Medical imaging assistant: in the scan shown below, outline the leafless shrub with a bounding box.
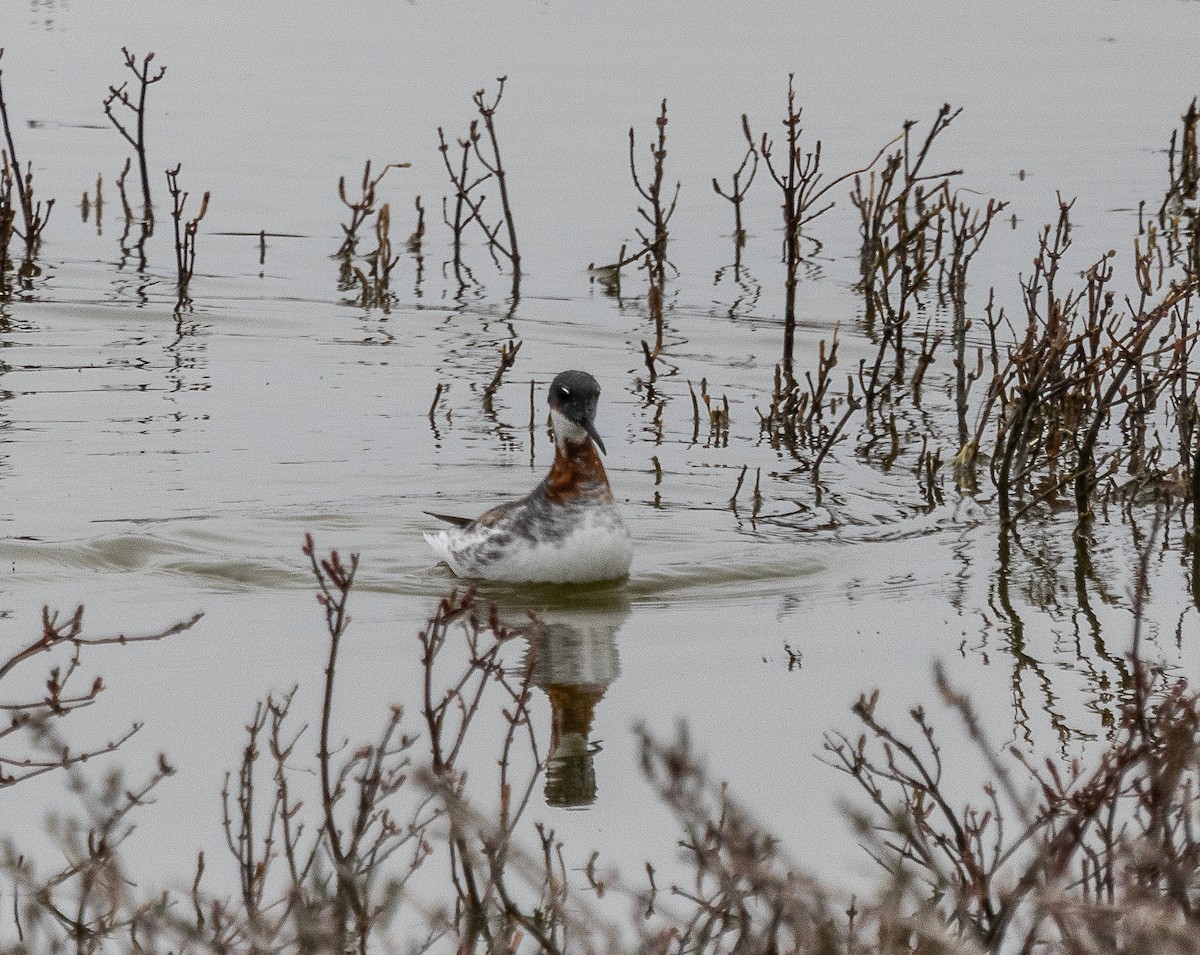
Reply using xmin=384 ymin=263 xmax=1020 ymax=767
xmin=103 ymin=48 xmax=166 ymax=221
xmin=437 ymin=78 xmax=521 ymax=302
xmin=636 ymin=726 xmax=845 ymax=955
xmin=0 ymin=604 xmax=198 ymax=951
xmin=1 ymin=605 xmax=201 ymax=791
xmin=958 ymin=193 xmax=1200 ymax=524
xmin=944 ymin=190 xmax=1007 ymax=450
xmin=472 ymin=77 xmax=521 ymax=299
xmin=825 ymin=640 xmax=1200 ymax=953
xmin=744 ymin=97 xmax=1198 ymax=522
xmin=628 ymin=98 xmax=679 ymax=288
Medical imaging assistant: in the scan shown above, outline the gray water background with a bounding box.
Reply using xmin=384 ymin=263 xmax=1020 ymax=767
xmin=2 ymin=0 xmax=1199 ymax=899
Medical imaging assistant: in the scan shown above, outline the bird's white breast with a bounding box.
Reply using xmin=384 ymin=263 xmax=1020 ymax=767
xmin=425 ymin=504 xmax=632 ymax=584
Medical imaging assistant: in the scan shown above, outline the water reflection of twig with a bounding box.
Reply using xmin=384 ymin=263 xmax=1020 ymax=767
xmin=713 ymin=258 xmax=762 ymax=320
xmin=527 ymin=378 xmax=537 ymax=470
xmin=1071 ymin=530 xmax=1129 ymax=733
xmin=408 ymin=197 xmax=426 ymax=299
xmin=112 ymin=217 xmax=154 ymax=306
xmin=991 ymin=524 xmax=1070 ymax=748
xmin=427 ymin=381 xmax=450 ymax=445
xmin=162 ymin=307 xmax=207 ymax=411
xmin=445 ymin=259 xmax=485 ymax=304
xmin=639 ymin=386 xmax=665 ymax=447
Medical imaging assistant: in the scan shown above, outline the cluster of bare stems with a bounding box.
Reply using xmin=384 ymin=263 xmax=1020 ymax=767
xmin=748 ymin=76 xmax=902 ymax=381
xmin=3 ymin=46 xmax=167 ymax=297
xmin=751 ymin=99 xmax=1200 ymax=525
xmin=438 ymin=77 xmax=521 ymax=303
xmin=728 ymin=463 xmax=764 ymax=519
xmin=953 ymin=194 xmax=1197 ymax=525
xmin=757 ymin=327 xmax=856 ymax=482
xmin=0 ymin=48 xmax=55 ymax=294
xmin=765 ymin=104 xmax=968 ymax=489
xmin=79 ymin=172 xmax=105 ymax=237
xmin=687 ymin=377 xmax=731 ymax=449
xmin=334 ymin=160 xmax=416 ymax=311
xmin=754 ymin=82 xmax=946 ymax=492
xmin=0 ymin=605 xmax=201 ymax=791
xmin=818 ymin=508 xmax=1200 ymax=955
xmin=0 ymin=538 xmax=600 ymax=954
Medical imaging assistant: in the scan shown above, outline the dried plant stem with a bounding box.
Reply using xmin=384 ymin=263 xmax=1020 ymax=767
xmin=165 ymin=164 xmax=209 ymax=305
xmin=103 ymin=48 xmax=165 ymax=220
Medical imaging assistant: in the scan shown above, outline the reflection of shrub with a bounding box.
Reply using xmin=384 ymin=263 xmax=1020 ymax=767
xmin=5 ymin=539 xmax=1200 ymax=954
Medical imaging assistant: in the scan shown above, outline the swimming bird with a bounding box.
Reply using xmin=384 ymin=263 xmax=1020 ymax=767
xmin=424 ymin=370 xmax=632 ymax=583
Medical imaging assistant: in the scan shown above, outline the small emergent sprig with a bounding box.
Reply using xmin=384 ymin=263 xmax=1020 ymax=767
xmin=165 ymin=164 xmax=210 ymax=305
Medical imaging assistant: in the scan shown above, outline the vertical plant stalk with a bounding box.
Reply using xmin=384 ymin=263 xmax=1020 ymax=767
xmin=473 ymin=77 xmax=521 ymax=301
xmin=946 ymin=191 xmax=1007 ymax=451
xmin=713 ymin=119 xmax=759 ymax=249
xmin=0 ymin=157 xmax=12 ymax=291
xmin=437 ymin=123 xmax=486 ymax=289
xmin=849 ymin=105 xmax=961 ymax=415
xmin=165 ymin=164 xmax=209 ymax=305
xmin=628 ymin=100 xmax=679 ymax=383
xmin=302 ymin=535 xmax=366 ymax=954
xmin=482 ymin=338 xmax=522 ymax=412
xmin=103 ymin=48 xmax=166 ymax=221
xmin=628 ymin=98 xmax=679 ymax=288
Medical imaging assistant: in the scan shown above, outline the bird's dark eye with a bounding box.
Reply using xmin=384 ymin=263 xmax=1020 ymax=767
xmin=558 ymin=387 xmax=571 ymax=398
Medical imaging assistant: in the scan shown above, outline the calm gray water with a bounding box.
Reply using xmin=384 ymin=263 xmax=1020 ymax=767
xmin=2 ymin=0 xmax=1199 ymax=900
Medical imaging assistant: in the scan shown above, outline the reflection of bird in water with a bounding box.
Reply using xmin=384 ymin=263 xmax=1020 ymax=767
xmin=425 ymin=370 xmax=632 ymax=583
xmin=517 ymin=601 xmax=627 ymax=808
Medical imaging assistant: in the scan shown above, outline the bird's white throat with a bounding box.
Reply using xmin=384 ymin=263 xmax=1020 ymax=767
xmin=550 ymin=408 xmax=590 ymax=447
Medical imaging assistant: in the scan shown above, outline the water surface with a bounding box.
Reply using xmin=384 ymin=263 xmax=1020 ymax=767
xmin=1 ymin=0 xmax=1199 ymax=898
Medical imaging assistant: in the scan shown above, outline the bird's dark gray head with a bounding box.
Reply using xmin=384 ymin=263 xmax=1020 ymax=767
xmin=548 ymin=370 xmax=606 ymax=454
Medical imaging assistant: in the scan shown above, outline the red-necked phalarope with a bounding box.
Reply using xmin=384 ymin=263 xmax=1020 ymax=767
xmin=425 ymin=370 xmax=632 ymax=583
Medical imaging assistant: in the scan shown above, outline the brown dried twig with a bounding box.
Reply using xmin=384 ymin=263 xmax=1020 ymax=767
xmin=103 ymin=48 xmax=166 ymax=220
